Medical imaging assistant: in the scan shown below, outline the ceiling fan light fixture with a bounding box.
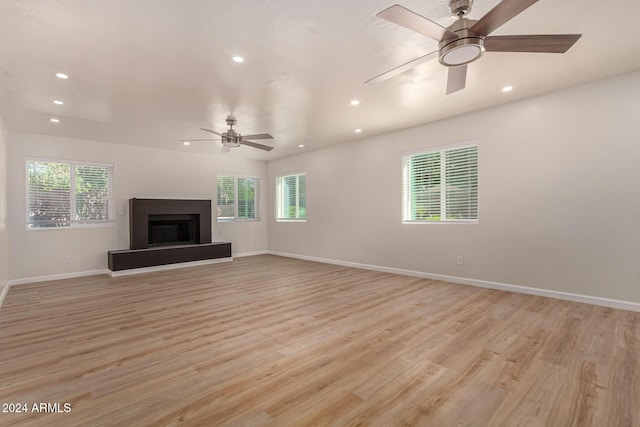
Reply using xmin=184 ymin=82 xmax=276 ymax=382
xmin=439 ymin=38 xmax=485 ymax=66
xmin=370 ymin=0 xmax=582 ymax=93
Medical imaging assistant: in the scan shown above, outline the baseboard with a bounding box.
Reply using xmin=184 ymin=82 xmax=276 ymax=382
xmin=233 ymin=250 xmax=269 ymax=258
xmin=1 ymin=270 xmax=109 ymax=308
xmin=0 ymin=281 xmax=10 ymax=308
xmin=7 ymin=269 xmax=109 ymax=287
xmin=0 ymin=258 xmax=235 ymax=306
xmin=5 ymin=252 xmax=638 ymax=313
xmin=268 ymin=250 xmax=640 ymax=312
xmin=108 ymin=257 xmax=233 ymax=277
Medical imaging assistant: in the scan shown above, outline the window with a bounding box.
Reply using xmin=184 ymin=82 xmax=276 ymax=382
xmin=216 ymin=175 xmax=259 ymax=221
xmin=26 ymin=159 xmax=114 ymax=229
xmin=402 ymin=143 xmax=478 ymax=222
xmin=276 ymin=173 xmax=306 ymax=221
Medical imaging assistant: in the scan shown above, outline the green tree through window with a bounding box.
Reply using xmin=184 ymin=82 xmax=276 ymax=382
xmin=27 ymin=160 xmax=113 ymax=228
xmin=217 ymin=176 xmax=258 ymax=220
xmin=276 ymin=173 xmax=306 ymax=221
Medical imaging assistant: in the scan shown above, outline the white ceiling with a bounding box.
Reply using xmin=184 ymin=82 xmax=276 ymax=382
xmin=1 ymin=0 xmax=639 ymax=161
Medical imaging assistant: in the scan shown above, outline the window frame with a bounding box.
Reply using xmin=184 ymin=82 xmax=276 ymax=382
xmin=25 ymin=157 xmax=115 ymax=230
xmin=402 ymin=141 xmax=478 ymax=224
xmin=275 ymin=172 xmax=307 ymax=222
xmin=216 ymin=174 xmax=260 ymax=222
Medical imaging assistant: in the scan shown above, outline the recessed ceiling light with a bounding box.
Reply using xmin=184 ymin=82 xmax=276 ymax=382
xmin=350 ymin=100 xmax=360 ymax=106
xmin=355 ymin=128 xmax=362 ymax=133
xmin=53 ymin=100 xmax=64 ymax=105
xmin=298 ymin=144 xmax=305 ymax=148
xmin=183 ymin=141 xmax=191 ymax=146
xmin=55 ymin=73 xmax=69 ymax=79
xmin=50 ymin=118 xmax=60 ymax=123
xmin=502 ymin=85 xmax=513 ymax=92
xmin=232 ymin=56 xmax=244 ymax=63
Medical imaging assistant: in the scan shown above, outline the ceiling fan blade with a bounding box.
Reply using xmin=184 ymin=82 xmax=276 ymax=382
xmin=446 ymin=64 xmax=467 ymax=95
xmin=241 ymin=133 xmax=273 ymax=140
xmin=180 ymin=138 xmax=217 ymax=142
xmin=200 ymin=128 xmax=223 ymax=136
xmin=365 ymin=50 xmax=438 ymax=84
xmin=241 ymin=140 xmax=274 ymax=151
xmin=377 ymin=4 xmax=457 ymax=41
xmin=470 ymin=0 xmax=539 ymax=36
xmin=485 ymin=34 xmax=582 ymax=53
xmin=220 ymin=146 xmax=231 ymax=153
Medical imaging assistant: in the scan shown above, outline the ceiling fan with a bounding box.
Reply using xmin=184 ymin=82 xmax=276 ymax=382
xmin=183 ymin=115 xmax=274 ymax=152
xmin=367 ymin=0 xmax=581 ymax=94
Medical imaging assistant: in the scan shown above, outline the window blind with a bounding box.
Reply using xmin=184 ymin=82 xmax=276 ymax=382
xmin=216 ymin=175 xmax=258 ymax=220
xmin=445 ymin=145 xmax=478 ymax=220
xmin=75 ymin=165 xmax=113 ymax=222
xmin=27 ymin=159 xmax=114 ymax=228
xmin=276 ymin=173 xmax=306 ymax=221
xmin=403 ymin=144 xmax=477 ymax=222
xmin=237 ymin=177 xmax=256 ymax=219
xmin=217 ymin=175 xmax=236 ymax=219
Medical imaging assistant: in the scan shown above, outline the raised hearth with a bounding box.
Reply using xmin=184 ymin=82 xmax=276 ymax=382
xmin=108 ymin=242 xmax=231 ymax=272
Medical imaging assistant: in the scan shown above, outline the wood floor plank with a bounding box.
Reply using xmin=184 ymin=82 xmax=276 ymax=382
xmin=0 ymin=254 xmax=639 ymax=426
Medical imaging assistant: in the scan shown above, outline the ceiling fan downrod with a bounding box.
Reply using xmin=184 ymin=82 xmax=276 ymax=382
xmin=449 ymin=0 xmax=473 ymax=17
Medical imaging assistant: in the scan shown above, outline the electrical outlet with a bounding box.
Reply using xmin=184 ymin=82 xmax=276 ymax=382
xmin=457 ymin=256 xmax=464 ymax=266
xmin=64 ymin=255 xmax=71 ymax=263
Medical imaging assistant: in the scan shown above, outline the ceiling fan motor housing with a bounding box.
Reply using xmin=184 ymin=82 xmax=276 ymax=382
xmin=222 ymin=130 xmax=241 ymax=147
xmin=439 ymin=17 xmax=485 ymax=67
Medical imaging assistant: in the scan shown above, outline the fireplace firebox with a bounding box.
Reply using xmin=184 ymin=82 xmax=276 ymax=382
xmin=148 ymin=214 xmax=199 ymax=247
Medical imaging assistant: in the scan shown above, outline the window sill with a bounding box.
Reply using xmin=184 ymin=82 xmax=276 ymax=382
xmin=27 ymin=222 xmax=116 ymax=231
xmin=217 ymin=218 xmax=261 ymax=223
xmin=275 ymin=219 xmax=307 ymax=223
xmin=402 ymin=220 xmax=478 ymax=225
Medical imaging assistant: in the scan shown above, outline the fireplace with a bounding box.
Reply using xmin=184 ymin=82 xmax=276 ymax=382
xmin=129 ymin=198 xmax=212 ymax=250
xmin=148 ymin=214 xmax=199 ymax=247
xmin=108 ymin=198 xmax=229 ymax=273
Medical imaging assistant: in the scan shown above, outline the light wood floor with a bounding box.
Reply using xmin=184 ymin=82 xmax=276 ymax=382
xmin=1 ymin=255 xmax=638 ymax=426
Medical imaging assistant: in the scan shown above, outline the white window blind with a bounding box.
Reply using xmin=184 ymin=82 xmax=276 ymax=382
xmin=217 ymin=176 xmax=235 ymax=219
xmin=216 ymin=175 xmax=258 ymax=221
xmin=27 ymin=159 xmax=114 ymax=228
xmin=276 ymin=173 xmax=306 ymax=221
xmin=403 ymin=143 xmax=478 ymax=222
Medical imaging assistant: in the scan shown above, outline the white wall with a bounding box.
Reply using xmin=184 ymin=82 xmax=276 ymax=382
xmin=7 ymin=132 xmax=268 ymax=280
xmin=267 ymin=71 xmax=640 ymax=304
xmin=0 ymin=114 xmax=9 ymax=293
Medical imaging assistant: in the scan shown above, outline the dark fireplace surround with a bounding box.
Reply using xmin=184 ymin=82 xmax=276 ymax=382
xmin=108 ymin=198 xmax=230 ymax=272
xmin=129 ymin=198 xmax=212 ymax=250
